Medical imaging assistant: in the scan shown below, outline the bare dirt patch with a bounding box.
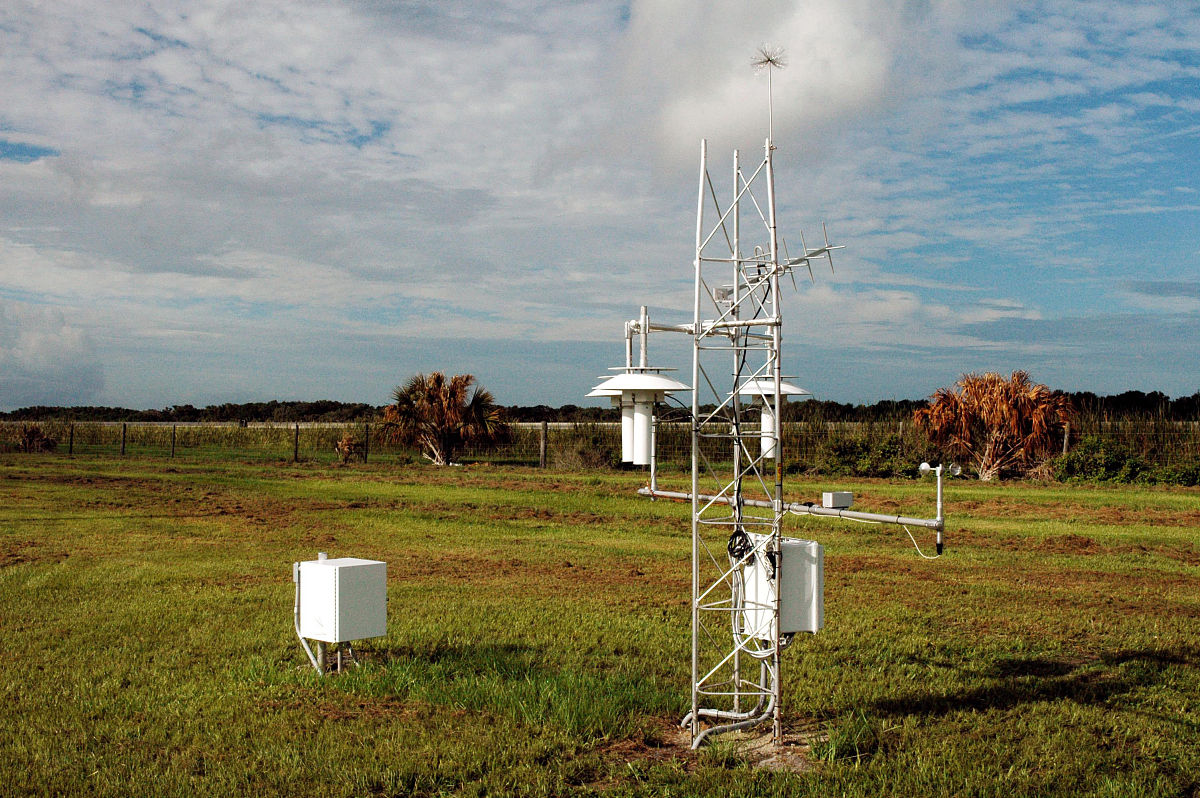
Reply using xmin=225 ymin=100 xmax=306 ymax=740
xmin=1033 ymin=533 xmax=1105 ymax=554
xmin=953 ymin=496 xmax=1200 ymax=528
xmin=261 ymin=691 xmax=418 ymax=722
xmin=1015 ymin=565 xmax=1199 ymax=594
xmin=586 ymin=717 xmax=817 ymax=784
xmin=590 ymin=717 xmax=691 ymax=768
xmin=33 ymin=472 xmax=298 ymax=529
xmin=835 ymin=555 xmax=938 ymax=578
xmin=0 ymin=539 xmax=68 ymax=567
xmin=947 ymin=526 xmax=1200 ymax=566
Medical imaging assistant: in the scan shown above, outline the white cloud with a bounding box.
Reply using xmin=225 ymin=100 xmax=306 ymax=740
xmin=2 ymin=0 xmax=1200 ymax=407
xmin=0 ymin=302 xmax=104 ymax=408
xmin=615 ymin=0 xmax=972 ymax=165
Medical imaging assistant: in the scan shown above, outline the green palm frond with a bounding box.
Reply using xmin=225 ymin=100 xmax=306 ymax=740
xmin=381 ymin=371 xmax=508 ymax=465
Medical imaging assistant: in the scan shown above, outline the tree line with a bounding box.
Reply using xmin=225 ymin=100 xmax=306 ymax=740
xmin=0 ymin=401 xmax=380 ymax=423
xmin=0 ymin=400 xmax=612 ymax=423
xmin=5 ymin=388 xmax=1200 ymax=425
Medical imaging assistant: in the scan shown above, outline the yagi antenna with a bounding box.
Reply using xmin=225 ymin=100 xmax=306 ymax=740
xmin=785 ymin=224 xmax=845 ymax=280
xmin=780 ymin=238 xmax=803 ymax=290
xmin=823 ymin=222 xmax=835 ymax=275
xmin=752 ymin=45 xmax=787 ymax=144
xmin=797 ymin=230 xmax=815 ymax=284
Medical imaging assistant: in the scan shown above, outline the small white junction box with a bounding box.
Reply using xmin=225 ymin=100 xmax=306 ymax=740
xmin=822 ymin=491 xmax=853 ymax=509
xmin=741 ymin=534 xmax=824 ymax=639
xmin=298 ymin=557 xmax=387 ymax=643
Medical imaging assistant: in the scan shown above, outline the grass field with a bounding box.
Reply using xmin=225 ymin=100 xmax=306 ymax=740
xmin=2 ymin=455 xmax=1198 ymax=797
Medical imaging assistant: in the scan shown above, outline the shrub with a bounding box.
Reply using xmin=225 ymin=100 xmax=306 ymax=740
xmin=1153 ymin=462 xmax=1200 ymax=487
xmin=380 ymin=372 xmax=507 ymax=466
xmin=549 ymin=425 xmax=618 ymax=470
xmin=19 ymin=425 xmax=57 ymax=453
xmin=1051 ymin=435 xmax=1200 ymax=485
xmin=804 ymin=433 xmax=931 ymax=479
xmin=334 ymin=434 xmax=366 ymax=464
xmin=914 ymin=371 xmax=1072 ymax=480
xmin=1053 ymin=435 xmax=1143 ymax=482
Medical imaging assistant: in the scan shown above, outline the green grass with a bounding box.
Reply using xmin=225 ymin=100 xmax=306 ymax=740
xmin=2 ymin=455 xmax=1198 ymax=796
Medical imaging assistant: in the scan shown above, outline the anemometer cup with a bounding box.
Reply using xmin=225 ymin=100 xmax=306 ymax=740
xmin=919 ymin=462 xmax=962 ymax=478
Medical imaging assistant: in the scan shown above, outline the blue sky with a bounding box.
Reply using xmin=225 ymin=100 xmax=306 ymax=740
xmin=1 ymin=1 xmax=1199 ymax=410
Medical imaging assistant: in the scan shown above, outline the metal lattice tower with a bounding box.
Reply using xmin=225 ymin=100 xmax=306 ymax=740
xmin=609 ymin=135 xmax=945 ymax=748
xmin=592 ymin=48 xmax=943 ymax=749
xmin=682 ymin=137 xmax=838 ymax=747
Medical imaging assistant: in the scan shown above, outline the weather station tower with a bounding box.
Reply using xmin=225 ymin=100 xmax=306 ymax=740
xmin=587 ymin=47 xmax=949 ymax=749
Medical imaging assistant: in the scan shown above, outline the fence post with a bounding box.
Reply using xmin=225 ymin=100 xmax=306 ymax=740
xmin=1062 ymin=421 xmax=1070 ymax=456
xmin=121 ymin=423 xmax=127 ymax=456
xmin=293 ymin=423 xmax=300 ymax=463
xmin=171 ymin=425 xmax=177 ymax=459
xmin=539 ymin=421 xmax=548 ymax=468
xmin=363 ymin=422 xmax=370 ymax=463
xmin=68 ymin=424 xmax=74 ymax=456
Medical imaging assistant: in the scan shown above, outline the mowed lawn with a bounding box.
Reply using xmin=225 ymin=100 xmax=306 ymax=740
xmin=1 ymin=455 xmax=1198 ymax=797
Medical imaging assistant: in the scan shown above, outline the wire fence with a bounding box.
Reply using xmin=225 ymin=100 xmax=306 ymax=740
xmin=0 ymin=421 xmax=399 ymax=465
xmin=6 ymin=417 xmax=1200 ymax=472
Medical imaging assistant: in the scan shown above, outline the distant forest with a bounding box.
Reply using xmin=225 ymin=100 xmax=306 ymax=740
xmin=5 ymin=390 xmax=1200 ymax=423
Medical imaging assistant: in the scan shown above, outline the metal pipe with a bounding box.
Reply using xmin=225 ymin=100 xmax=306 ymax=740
xmin=731 ymin=147 xmax=742 ymax=715
xmin=293 ymin=562 xmax=322 ymax=675
xmin=650 ymin=411 xmax=658 ymax=494
xmin=315 ymin=551 xmax=328 ymax=672
xmin=682 ymin=684 xmax=772 ymax=724
xmin=696 ymin=156 xmax=771 ymax=254
xmin=637 ymin=487 xmax=944 ymax=531
xmin=765 ymin=136 xmax=785 ymax=747
xmin=690 ymin=692 xmax=777 ymax=749
xmin=699 ymin=317 xmax=781 ymax=332
xmin=936 ymin=464 xmax=945 ymax=554
xmin=639 ymin=305 xmax=649 ymax=369
xmin=689 ymin=138 xmax=706 ymax=742
xmin=646 ymin=322 xmax=694 ymax=334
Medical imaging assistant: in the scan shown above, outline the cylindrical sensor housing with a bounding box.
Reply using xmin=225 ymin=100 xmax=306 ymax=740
xmin=760 ymin=403 xmax=777 ymax=459
xmin=632 ymin=396 xmax=653 ymax=465
xmin=621 ymin=400 xmax=635 ymax=462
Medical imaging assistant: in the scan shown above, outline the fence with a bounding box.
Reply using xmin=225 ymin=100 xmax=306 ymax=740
xmin=0 ymin=421 xmax=394 ymax=464
xmin=5 ymin=417 xmax=1200 ymax=472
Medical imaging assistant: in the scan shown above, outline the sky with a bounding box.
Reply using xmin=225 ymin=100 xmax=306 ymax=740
xmin=1 ymin=1 xmax=1199 ymax=411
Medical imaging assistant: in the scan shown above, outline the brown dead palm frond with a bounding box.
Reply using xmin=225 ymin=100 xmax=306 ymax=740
xmin=913 ymin=371 xmax=1073 ymax=480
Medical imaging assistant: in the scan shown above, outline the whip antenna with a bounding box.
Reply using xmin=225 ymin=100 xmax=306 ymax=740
xmin=752 ymin=45 xmax=787 ymax=144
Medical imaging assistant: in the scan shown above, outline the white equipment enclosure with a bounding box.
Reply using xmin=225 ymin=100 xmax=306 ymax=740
xmin=740 ymin=534 xmax=823 ymax=638
xmin=293 ymin=553 xmax=386 ymax=674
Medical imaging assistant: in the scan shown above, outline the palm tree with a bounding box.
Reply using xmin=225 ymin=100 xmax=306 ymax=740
xmin=381 ymin=372 xmax=508 ymax=466
xmin=912 ymin=371 xmax=1073 ymax=481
